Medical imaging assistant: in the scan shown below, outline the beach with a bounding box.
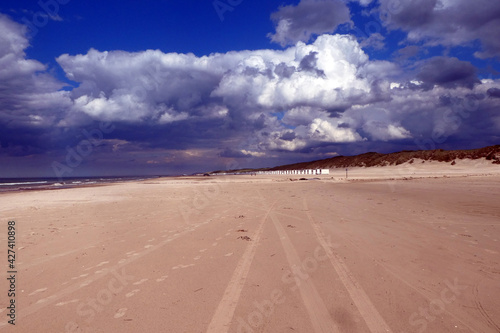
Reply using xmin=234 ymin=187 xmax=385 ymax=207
xmin=1 ymin=170 xmax=499 ymax=332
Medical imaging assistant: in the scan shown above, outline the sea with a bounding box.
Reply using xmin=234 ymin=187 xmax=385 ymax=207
xmin=0 ymin=176 xmax=161 ymax=193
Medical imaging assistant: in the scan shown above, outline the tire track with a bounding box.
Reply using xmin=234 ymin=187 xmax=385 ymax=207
xmin=303 ymin=197 xmax=394 ymax=333
xmin=269 ymin=212 xmax=341 ymax=332
xmin=0 ymin=212 xmax=223 ymax=330
xmin=377 ymin=263 xmax=480 ymax=333
xmin=206 ymin=200 xmax=277 ymax=333
xmin=318 ymin=207 xmax=483 ymax=333
xmin=473 ymin=283 xmax=500 ymax=332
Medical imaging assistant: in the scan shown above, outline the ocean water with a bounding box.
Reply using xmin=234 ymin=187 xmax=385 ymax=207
xmin=0 ymin=176 xmax=160 ymax=192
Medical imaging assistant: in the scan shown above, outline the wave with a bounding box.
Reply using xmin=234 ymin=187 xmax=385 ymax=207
xmin=0 ymin=181 xmax=48 ymax=186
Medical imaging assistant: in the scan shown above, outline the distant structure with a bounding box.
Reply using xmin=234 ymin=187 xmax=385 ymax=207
xmin=257 ymin=169 xmax=330 ymax=175
xmin=211 ymin=169 xmax=330 ymax=176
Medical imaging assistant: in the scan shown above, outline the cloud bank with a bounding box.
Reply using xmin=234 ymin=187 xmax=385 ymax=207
xmin=1 ymin=9 xmax=499 ymax=176
xmin=378 ymin=0 xmax=500 ymax=59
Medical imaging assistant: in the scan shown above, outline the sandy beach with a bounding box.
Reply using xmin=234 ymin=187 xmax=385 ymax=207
xmin=1 ymin=168 xmax=499 ymax=332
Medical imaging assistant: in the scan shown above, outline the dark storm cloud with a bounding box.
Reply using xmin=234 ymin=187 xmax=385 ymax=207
xmin=416 ymin=57 xmax=480 ymax=89
xmin=487 ymin=88 xmax=500 ymax=98
xmin=274 ymin=63 xmax=296 ymax=78
xmin=395 ymin=45 xmax=422 ymax=61
xmin=279 ymin=131 xmax=296 ymax=141
xmin=379 ymin=0 xmax=500 ymax=58
xmin=0 ymin=14 xmax=72 ymax=155
xmin=268 ymin=0 xmax=351 ymax=46
xmin=382 ymin=0 xmax=437 ymax=28
xmin=299 ymin=51 xmax=326 ymax=78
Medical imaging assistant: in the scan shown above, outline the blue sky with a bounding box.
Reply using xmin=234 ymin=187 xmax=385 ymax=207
xmin=1 ymin=0 xmax=500 ymax=177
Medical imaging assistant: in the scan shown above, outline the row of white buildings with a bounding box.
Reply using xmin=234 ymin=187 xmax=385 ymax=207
xmin=256 ymin=169 xmax=330 ymax=175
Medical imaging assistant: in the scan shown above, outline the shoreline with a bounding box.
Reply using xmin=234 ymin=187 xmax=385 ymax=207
xmin=0 ymin=175 xmax=163 ymax=194
xmin=2 ymin=156 xmax=499 ymax=194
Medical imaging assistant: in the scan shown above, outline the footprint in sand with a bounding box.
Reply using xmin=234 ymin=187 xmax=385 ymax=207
xmin=125 ymin=289 xmax=140 ymax=298
xmin=55 ymin=299 xmax=79 ymax=307
xmin=133 ymin=279 xmax=148 ymax=286
xmin=156 ymin=275 xmax=168 ymax=282
xmin=36 ymin=295 xmax=56 ymax=304
xmin=29 ymin=287 xmax=47 ymax=296
xmin=80 ymin=280 xmax=92 ymax=287
xmin=172 ymin=264 xmax=195 ymax=270
xmin=72 ymin=273 xmax=89 ymax=280
xmin=114 ymin=308 xmax=127 ymax=318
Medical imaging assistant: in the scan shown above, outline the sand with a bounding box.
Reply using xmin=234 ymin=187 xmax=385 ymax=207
xmin=1 ymin=167 xmax=499 ymax=332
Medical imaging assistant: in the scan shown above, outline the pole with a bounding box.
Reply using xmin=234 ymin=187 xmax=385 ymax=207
xmin=346 ymin=168 xmax=348 ymax=179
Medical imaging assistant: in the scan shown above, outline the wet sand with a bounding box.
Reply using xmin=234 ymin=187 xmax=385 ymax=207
xmin=1 ymin=170 xmax=499 ymax=332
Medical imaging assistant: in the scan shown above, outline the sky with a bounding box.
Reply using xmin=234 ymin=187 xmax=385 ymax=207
xmin=0 ymin=0 xmax=500 ymax=177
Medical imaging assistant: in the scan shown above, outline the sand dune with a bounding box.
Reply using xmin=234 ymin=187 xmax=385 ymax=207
xmin=267 ymin=145 xmax=500 ymax=171
xmin=0 ymin=170 xmax=499 ymax=332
